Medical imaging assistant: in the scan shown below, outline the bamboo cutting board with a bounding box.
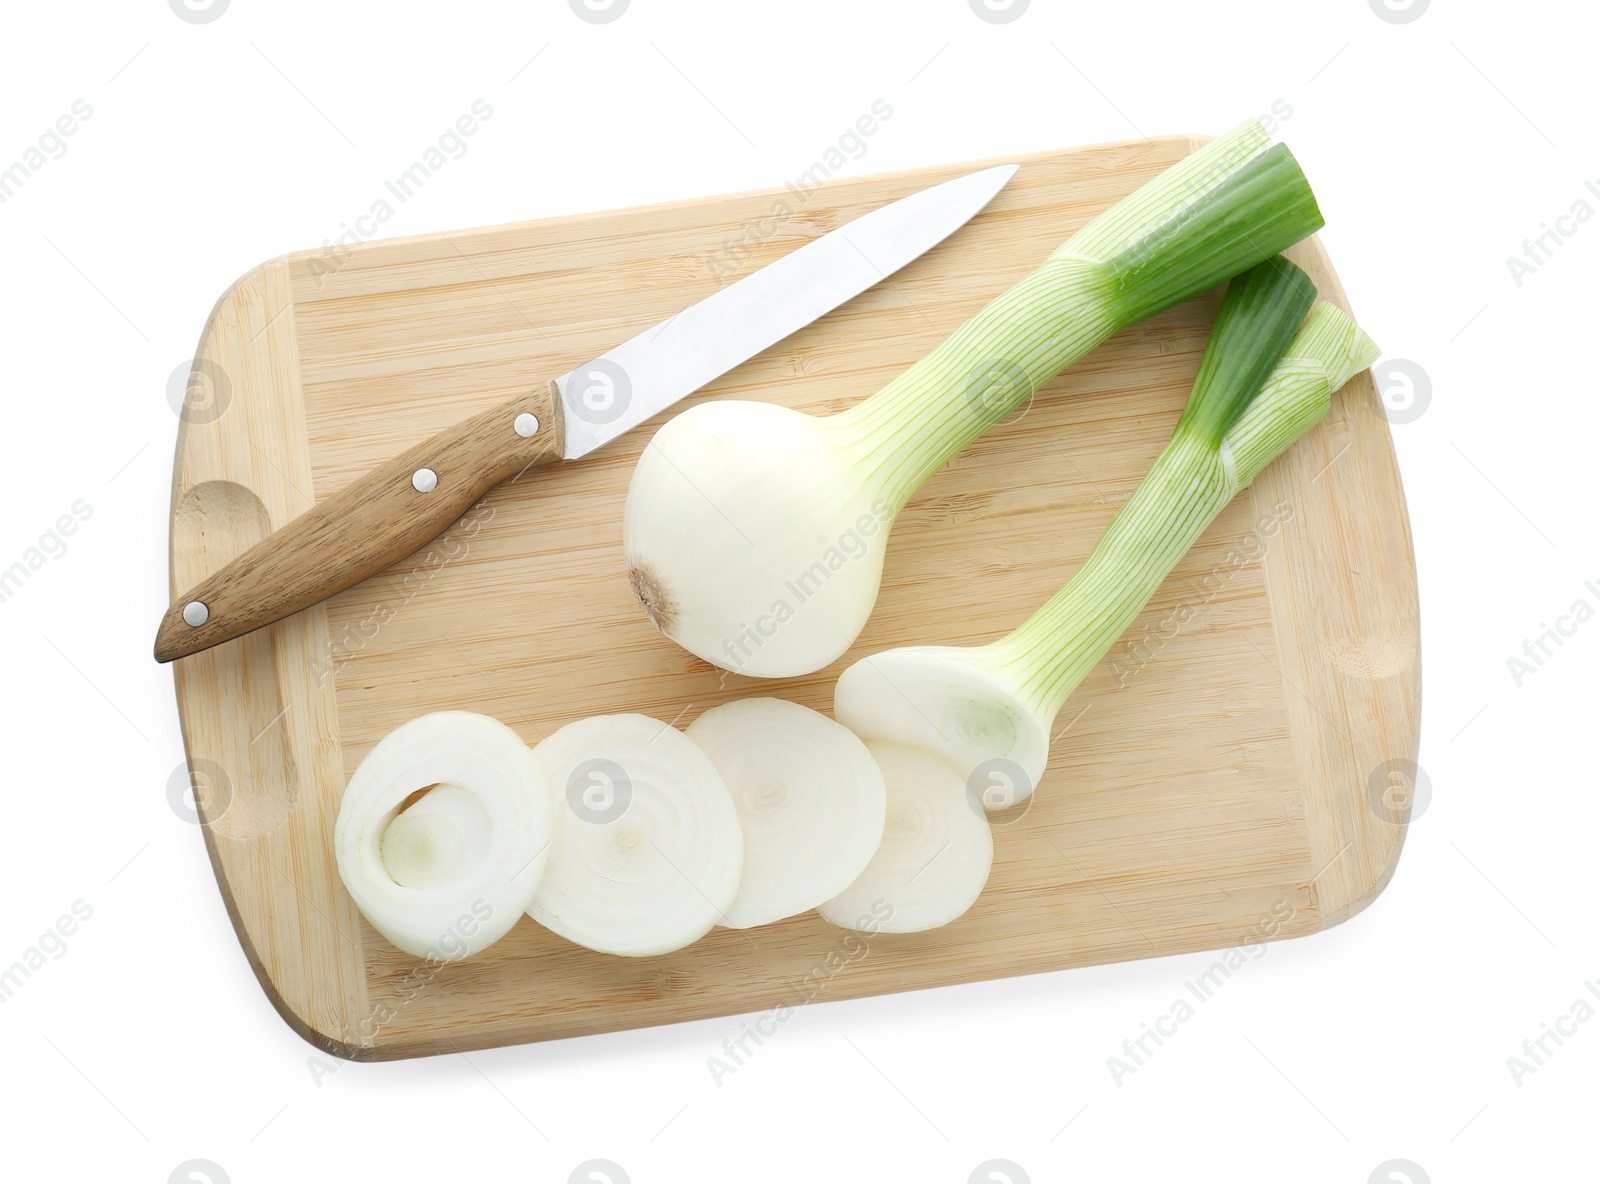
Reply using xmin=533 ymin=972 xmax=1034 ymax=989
xmin=167 ymin=134 xmax=1420 ymax=1060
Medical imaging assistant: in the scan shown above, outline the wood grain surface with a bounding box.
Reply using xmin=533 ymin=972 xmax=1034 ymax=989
xmin=166 ymin=134 xmax=1420 ymax=1060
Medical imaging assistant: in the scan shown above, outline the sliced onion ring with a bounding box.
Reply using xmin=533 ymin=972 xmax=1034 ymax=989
xmin=334 ymin=711 xmax=554 ymax=960
xmin=528 ymin=713 xmax=743 ymax=957
xmin=687 ymin=698 xmax=885 ymax=929
xmin=818 ymin=742 xmax=994 ymax=934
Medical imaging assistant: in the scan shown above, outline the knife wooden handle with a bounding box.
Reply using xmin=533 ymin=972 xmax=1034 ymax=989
xmin=155 ymin=382 xmax=565 ymax=663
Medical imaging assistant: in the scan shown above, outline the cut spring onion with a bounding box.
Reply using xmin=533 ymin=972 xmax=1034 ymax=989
xmin=334 ymin=711 xmax=554 ymax=960
xmin=835 ymin=258 xmax=1380 ymax=803
xmin=686 ymin=697 xmax=886 ymax=929
xmin=623 ymin=119 xmax=1326 ymax=678
xmin=817 ymin=742 xmax=993 ymax=934
xmin=527 ymin=713 xmax=743 ymax=957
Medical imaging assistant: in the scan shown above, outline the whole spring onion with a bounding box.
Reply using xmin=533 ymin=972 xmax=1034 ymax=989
xmin=527 ymin=713 xmax=744 ymax=956
xmin=686 ymin=697 xmax=886 ymax=929
xmin=834 ymin=258 xmax=1380 ymax=807
xmin=623 ymin=119 xmax=1326 ymax=678
xmin=333 ymin=711 xmax=554 ymax=960
xmin=817 ymin=742 xmax=993 ymax=933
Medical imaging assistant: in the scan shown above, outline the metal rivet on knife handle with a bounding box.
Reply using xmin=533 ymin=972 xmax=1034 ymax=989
xmin=514 ymin=412 xmax=540 ymax=438
xmin=411 ymin=468 xmax=439 ymax=493
xmin=182 ymin=601 xmax=209 ymax=627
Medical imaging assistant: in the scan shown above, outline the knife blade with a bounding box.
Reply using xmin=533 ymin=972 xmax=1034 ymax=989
xmin=154 ymin=164 xmax=1017 ymax=663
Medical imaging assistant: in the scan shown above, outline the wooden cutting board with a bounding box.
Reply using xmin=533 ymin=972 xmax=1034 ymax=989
xmin=167 ymin=134 xmax=1420 ymax=1061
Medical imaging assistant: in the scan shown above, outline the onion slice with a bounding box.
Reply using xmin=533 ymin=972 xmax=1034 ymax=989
xmin=687 ymin=698 xmax=886 ymax=929
xmin=528 ymin=713 xmax=743 ymax=957
xmin=334 ymin=711 xmax=554 ymax=960
xmin=818 ymin=742 xmax=993 ymax=934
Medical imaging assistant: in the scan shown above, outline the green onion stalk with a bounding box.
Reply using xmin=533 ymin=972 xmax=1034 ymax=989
xmin=624 ymin=120 xmax=1330 ymax=678
xmin=832 ymin=257 xmax=1380 ymax=803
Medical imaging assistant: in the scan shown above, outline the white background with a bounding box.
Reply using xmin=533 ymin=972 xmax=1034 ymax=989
xmin=1 ymin=0 xmax=1593 ymax=1180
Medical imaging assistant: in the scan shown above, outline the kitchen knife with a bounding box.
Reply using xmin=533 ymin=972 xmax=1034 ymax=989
xmin=154 ymin=164 xmax=1017 ymax=663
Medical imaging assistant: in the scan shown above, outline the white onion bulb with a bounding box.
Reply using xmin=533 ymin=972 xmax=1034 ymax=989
xmin=528 ymin=713 xmax=743 ymax=957
xmin=686 ymin=698 xmax=885 ymax=929
xmin=624 ymin=401 xmax=888 ymax=679
xmin=334 ymin=711 xmax=554 ymax=960
xmin=833 ymin=644 xmax=1049 ymax=811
